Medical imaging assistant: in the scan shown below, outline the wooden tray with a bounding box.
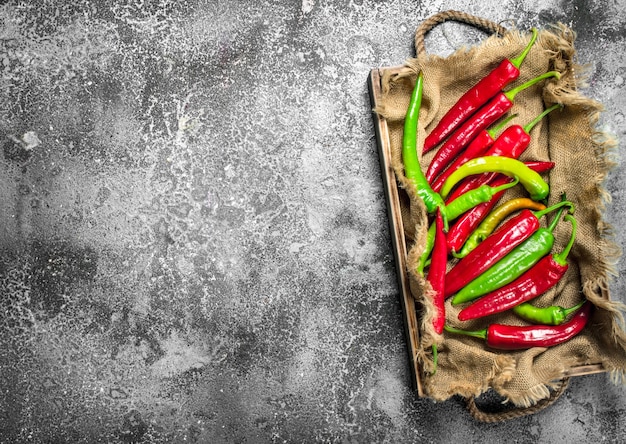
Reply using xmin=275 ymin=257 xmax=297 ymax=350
xmin=367 ymin=66 xmax=606 ymax=396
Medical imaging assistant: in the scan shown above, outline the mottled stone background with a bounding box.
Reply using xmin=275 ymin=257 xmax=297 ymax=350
xmin=1 ymin=0 xmax=625 ymax=443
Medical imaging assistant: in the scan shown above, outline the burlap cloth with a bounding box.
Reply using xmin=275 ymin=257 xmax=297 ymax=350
xmin=374 ymin=13 xmax=626 ymax=408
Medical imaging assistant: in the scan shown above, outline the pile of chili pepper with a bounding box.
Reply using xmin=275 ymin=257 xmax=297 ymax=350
xmin=400 ymin=29 xmax=591 ymax=365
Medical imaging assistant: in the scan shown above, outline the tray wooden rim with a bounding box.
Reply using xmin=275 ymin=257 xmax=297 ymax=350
xmin=367 ymin=66 xmax=606 ymax=396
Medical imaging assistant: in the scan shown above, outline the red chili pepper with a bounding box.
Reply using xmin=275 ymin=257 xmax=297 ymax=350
xmin=445 ymin=161 xmax=554 ymax=205
xmin=443 ymin=198 xmax=573 ymax=299
xmin=458 ymin=214 xmax=577 ymax=321
xmin=490 ymin=103 xmax=562 ymax=158
xmin=443 ymin=104 xmax=562 ymax=194
xmin=431 ymin=114 xmax=517 ymax=193
xmin=428 ymin=209 xmax=447 ymax=335
xmin=446 ymin=301 xmax=592 ymax=350
xmin=425 ymin=71 xmax=560 ymax=183
xmin=423 ymin=28 xmax=538 ymax=153
xmin=523 ymin=160 xmax=555 ymax=174
xmin=427 ymin=209 xmax=446 ymax=373
xmin=445 ymin=175 xmax=512 ymax=255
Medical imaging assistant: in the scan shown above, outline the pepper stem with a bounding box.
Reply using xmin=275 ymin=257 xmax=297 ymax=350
xmin=523 ymin=103 xmax=563 ymax=134
xmin=489 ymin=176 xmax=519 ymax=195
xmin=509 ymin=28 xmax=538 ymax=68
xmin=545 ymin=193 xmax=570 ymax=233
xmin=444 ymin=324 xmax=487 ymax=340
xmin=504 ymin=71 xmax=561 ymax=102
xmin=432 ymin=344 xmax=438 ymax=374
xmin=487 ymin=113 xmax=518 ymax=139
xmin=547 ymin=204 xmax=566 ymax=232
xmin=533 ymin=199 xmax=575 ymax=219
xmin=553 ymin=214 xmax=578 ymax=265
xmin=561 ymin=299 xmax=587 ymax=318
xmin=441 ymin=205 xmax=449 ymax=233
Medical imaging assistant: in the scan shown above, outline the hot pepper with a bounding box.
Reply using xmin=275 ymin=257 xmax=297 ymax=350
xmin=430 ymin=114 xmax=517 ymax=192
xmin=458 ymin=214 xmax=578 ymax=321
xmin=454 ymin=197 xmax=548 ymax=258
xmin=513 ymin=299 xmax=586 ymax=326
xmin=445 ymin=301 xmax=592 ymax=350
xmin=428 ymin=209 xmax=447 ymax=335
xmin=440 ymin=156 xmax=550 ymax=202
xmin=451 ymin=205 xmax=568 ymax=305
xmin=402 ymin=71 xmax=446 ymax=216
xmin=445 ymin=197 xmax=572 ymax=299
xmin=445 ymin=161 xmax=554 ymax=204
xmin=417 ymin=178 xmax=520 ymax=274
xmin=425 ymin=70 xmax=560 ymax=183
xmin=489 ymin=103 xmax=563 ymax=158
xmin=423 ymin=28 xmax=538 ymax=153
xmin=445 ymin=175 xmax=513 ymax=255
xmin=446 ymin=104 xmax=562 ymax=194
xmin=524 ymin=161 xmax=555 ymax=174
xmin=427 ymin=209 xmax=446 ymax=373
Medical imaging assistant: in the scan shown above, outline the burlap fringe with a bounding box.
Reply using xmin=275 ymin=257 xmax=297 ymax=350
xmin=578 ymin=52 xmax=626 ymax=379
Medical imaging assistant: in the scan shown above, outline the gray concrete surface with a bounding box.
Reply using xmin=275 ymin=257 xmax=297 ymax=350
xmin=1 ymin=0 xmax=625 ymax=443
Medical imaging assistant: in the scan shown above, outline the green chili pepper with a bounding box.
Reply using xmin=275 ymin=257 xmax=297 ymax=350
xmin=440 ymin=156 xmax=550 ymax=201
xmin=451 ymin=203 xmax=566 ymax=305
xmin=513 ymin=300 xmax=586 ymax=325
xmin=417 ymin=178 xmax=519 ymax=274
xmin=445 ymin=177 xmax=519 ymax=221
xmin=402 ymin=72 xmax=446 ymax=216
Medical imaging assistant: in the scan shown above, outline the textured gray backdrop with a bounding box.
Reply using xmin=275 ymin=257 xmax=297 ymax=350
xmin=1 ymin=0 xmax=625 ymax=443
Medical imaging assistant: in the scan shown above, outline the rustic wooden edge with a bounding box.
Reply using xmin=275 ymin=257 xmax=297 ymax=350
xmin=367 ymin=67 xmax=425 ymax=396
xmin=367 ymin=65 xmax=607 ymax=397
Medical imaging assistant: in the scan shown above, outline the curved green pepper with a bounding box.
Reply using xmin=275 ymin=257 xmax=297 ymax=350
xmin=440 ymin=156 xmax=550 ymax=201
xmin=417 ymin=178 xmax=519 ymax=274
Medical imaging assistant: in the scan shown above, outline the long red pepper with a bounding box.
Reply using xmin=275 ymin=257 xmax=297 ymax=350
xmin=458 ymin=214 xmax=577 ymax=321
xmin=445 ymin=161 xmax=554 ymax=204
xmin=445 ymin=301 xmax=592 ymax=350
xmin=445 ymin=104 xmax=562 ymax=194
xmin=428 ymin=209 xmax=447 ymax=335
xmin=431 ymin=114 xmax=517 ymax=193
xmin=445 ymin=175 xmax=512 ymax=255
xmin=425 ymin=71 xmax=560 ymax=183
xmin=427 ymin=209 xmax=446 ymax=373
xmin=423 ymin=28 xmax=538 ymax=153
xmin=443 ymin=198 xmax=572 ymax=298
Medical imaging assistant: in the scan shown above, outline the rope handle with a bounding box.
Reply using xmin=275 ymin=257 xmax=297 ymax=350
xmin=465 ymin=377 xmax=570 ymax=423
xmin=415 ymin=10 xmax=508 ymax=58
